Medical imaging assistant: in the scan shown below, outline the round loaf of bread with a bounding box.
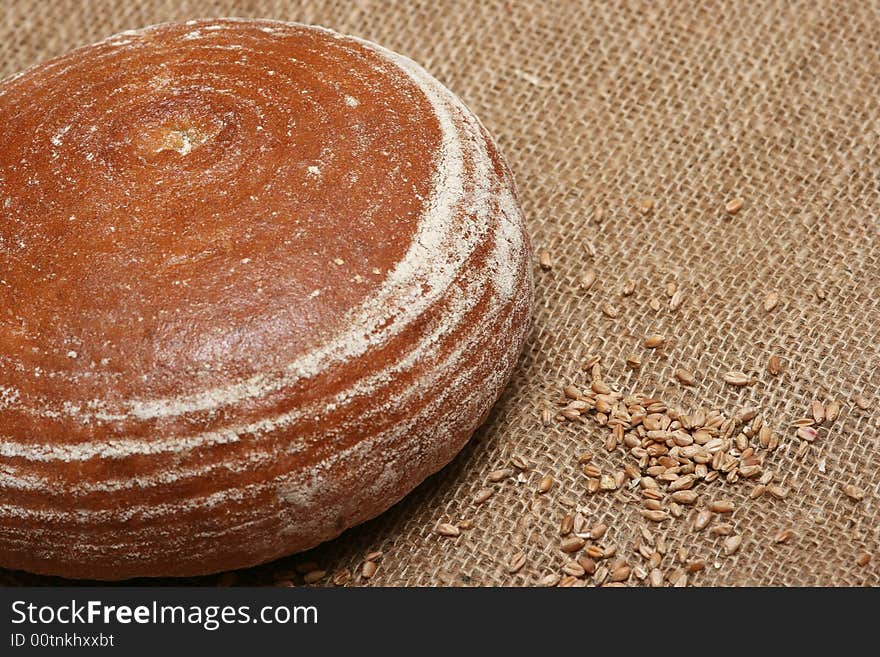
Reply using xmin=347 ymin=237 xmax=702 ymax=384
xmin=0 ymin=19 xmax=533 ymax=579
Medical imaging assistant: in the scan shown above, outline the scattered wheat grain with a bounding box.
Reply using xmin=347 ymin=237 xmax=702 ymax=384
xmin=537 ymin=474 xmax=554 ymax=494
xmin=763 ymin=291 xmax=779 ymax=312
xmin=723 ymin=534 xmax=743 ymax=555
xmin=725 ymin=198 xmax=744 ymax=215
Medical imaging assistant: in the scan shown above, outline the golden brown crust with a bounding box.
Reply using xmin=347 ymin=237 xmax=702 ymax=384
xmin=0 ymin=19 xmax=533 ymax=579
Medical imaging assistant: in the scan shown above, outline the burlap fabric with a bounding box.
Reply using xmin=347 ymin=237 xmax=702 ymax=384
xmin=1 ymin=0 xmax=877 ymax=587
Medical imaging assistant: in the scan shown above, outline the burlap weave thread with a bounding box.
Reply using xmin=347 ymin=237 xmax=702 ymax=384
xmin=1 ymin=0 xmax=878 ymax=586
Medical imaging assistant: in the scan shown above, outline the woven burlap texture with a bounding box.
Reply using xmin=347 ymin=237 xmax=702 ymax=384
xmin=1 ymin=0 xmax=877 ymax=587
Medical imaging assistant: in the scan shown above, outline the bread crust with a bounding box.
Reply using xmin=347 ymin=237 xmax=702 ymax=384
xmin=0 ymin=19 xmax=533 ymax=579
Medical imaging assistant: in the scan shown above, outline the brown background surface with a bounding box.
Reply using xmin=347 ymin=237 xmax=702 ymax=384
xmin=1 ymin=0 xmax=877 ymax=586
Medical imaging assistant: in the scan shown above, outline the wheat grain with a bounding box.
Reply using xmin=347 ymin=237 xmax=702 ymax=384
xmin=507 ymin=552 xmax=527 ymax=574
xmin=723 ymin=372 xmax=751 ymax=386
xmin=675 ymin=368 xmax=696 ymax=386
xmin=842 ymin=484 xmax=865 ymax=501
xmin=725 ymin=198 xmax=744 ymax=215
xmin=537 ymin=474 xmax=554 ymax=493
xmin=763 ymin=291 xmax=779 ymax=312
xmin=723 ymin=534 xmax=743 ymax=555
